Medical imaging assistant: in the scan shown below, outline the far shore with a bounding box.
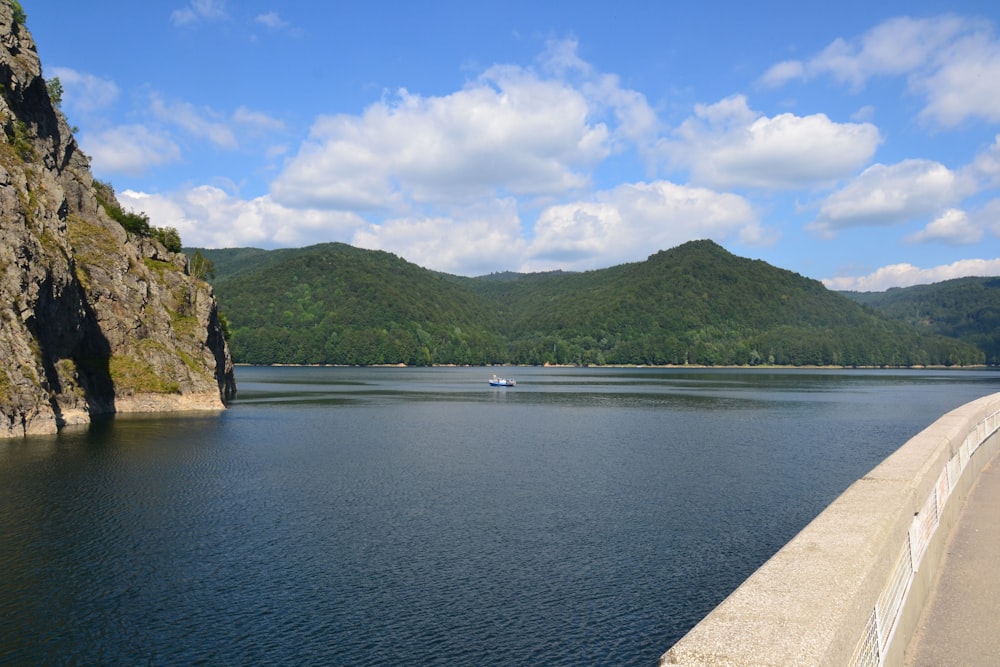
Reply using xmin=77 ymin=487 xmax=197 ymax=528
xmin=237 ymin=362 xmax=992 ymax=370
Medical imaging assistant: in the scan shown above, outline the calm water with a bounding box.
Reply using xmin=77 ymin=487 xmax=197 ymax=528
xmin=1 ymin=367 xmax=998 ymax=666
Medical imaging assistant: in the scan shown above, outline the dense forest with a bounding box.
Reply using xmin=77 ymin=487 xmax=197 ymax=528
xmin=843 ymin=277 xmax=1000 ymax=365
xmin=190 ymin=240 xmax=986 ymax=367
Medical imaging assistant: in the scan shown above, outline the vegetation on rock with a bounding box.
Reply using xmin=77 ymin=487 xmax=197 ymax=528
xmin=93 ymin=179 xmax=182 ymax=251
xmin=8 ymin=1 xmax=25 ymax=26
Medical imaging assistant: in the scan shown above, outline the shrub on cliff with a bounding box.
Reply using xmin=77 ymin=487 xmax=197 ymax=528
xmin=93 ymin=179 xmax=181 ymax=251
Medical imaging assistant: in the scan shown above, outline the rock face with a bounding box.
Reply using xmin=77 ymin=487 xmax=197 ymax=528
xmin=0 ymin=4 xmax=236 ymax=438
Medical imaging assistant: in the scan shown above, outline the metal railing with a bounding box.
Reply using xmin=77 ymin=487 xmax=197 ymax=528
xmin=849 ymin=408 xmax=1000 ymax=666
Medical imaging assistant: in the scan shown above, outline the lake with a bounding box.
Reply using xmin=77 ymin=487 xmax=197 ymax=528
xmin=1 ymin=366 xmax=998 ymax=665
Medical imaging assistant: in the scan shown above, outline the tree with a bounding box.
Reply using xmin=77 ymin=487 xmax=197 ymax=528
xmin=153 ymin=226 xmax=182 ymax=253
xmin=46 ymin=76 xmax=63 ymax=108
xmin=189 ymin=251 xmax=216 ymax=280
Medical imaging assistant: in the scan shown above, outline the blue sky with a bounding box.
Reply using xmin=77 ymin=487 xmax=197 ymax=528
xmin=26 ymin=0 xmax=1000 ymax=289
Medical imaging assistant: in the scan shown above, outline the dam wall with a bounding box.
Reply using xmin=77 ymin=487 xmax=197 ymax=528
xmin=660 ymin=391 xmax=1000 ymax=667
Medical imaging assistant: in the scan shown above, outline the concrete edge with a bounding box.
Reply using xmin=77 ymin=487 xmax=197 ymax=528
xmin=659 ymin=392 xmax=1000 ymax=667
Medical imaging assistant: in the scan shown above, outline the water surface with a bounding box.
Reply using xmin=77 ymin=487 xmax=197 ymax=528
xmin=1 ymin=366 xmax=997 ymax=665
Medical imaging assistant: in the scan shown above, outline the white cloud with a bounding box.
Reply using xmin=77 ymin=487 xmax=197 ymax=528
xmin=963 ymin=134 xmax=1000 ymax=190
xmin=523 ymin=180 xmax=763 ymax=272
xmin=823 ymin=257 xmax=1000 ymax=291
xmin=352 ymin=199 xmax=526 ymax=276
xmin=255 ymin=12 xmax=289 ymax=30
xmin=762 ymin=15 xmax=1000 ymax=126
xmin=978 ymin=198 xmax=1000 ymax=238
xmin=271 ymin=62 xmax=611 ymax=210
xmin=662 ymin=95 xmax=881 ymax=189
xmin=905 ymin=208 xmax=983 ymax=245
xmin=49 ymin=67 xmax=119 ymax=113
xmin=150 ymin=94 xmax=238 ymax=149
xmin=81 ymin=125 xmax=181 ymax=175
xmin=585 ymin=73 xmax=659 ymax=154
xmin=762 ymin=16 xmax=969 ymax=90
xmin=918 ymin=31 xmax=1000 ymax=126
xmin=233 ymin=106 xmax=285 ymax=133
xmin=759 ymin=60 xmax=805 ymax=88
xmin=538 ymin=36 xmax=592 ymax=76
xmin=809 ymin=159 xmax=964 ymax=235
xmin=811 ymin=16 xmax=968 ymax=89
xmin=118 ymin=186 xmax=368 ymax=249
xmin=78 ymin=93 xmax=285 ymax=176
xmin=539 ymin=38 xmax=659 ymax=153
xmin=171 ymin=0 xmax=227 ymax=26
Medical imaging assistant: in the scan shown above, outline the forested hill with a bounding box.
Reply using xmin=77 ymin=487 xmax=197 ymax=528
xmin=843 ymin=277 xmax=1000 ymax=365
xmin=191 ymin=240 xmax=984 ymax=367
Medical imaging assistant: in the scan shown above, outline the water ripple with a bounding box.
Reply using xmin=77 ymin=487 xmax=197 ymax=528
xmin=1 ymin=367 xmax=997 ymax=665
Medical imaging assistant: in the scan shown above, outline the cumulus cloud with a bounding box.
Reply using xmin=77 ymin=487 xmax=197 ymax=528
xmin=352 ymin=199 xmax=526 ymax=276
xmin=49 ymin=67 xmax=119 ymax=113
xmin=823 ymin=257 xmax=1000 ymax=291
xmin=661 ymin=95 xmax=881 ymax=189
xmin=118 ymin=186 xmax=367 ymax=249
xmin=761 ymin=15 xmax=1000 ymax=126
xmin=522 ymin=180 xmax=763 ymax=272
xmin=585 ymin=73 xmax=659 ymax=154
xmin=81 ymin=125 xmax=181 ymax=175
xmin=269 ymin=38 xmax=660 ymax=218
xmin=271 ymin=65 xmax=611 ymax=211
xmin=905 ymin=208 xmax=983 ymax=245
xmin=808 ymin=159 xmax=966 ymax=235
xmin=539 ymin=37 xmax=660 ymax=153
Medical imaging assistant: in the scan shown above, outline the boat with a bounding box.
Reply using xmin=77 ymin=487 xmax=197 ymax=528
xmin=489 ymin=374 xmax=516 ymax=387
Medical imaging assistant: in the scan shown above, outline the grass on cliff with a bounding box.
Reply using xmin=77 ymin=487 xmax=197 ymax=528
xmin=66 ymin=216 xmax=121 ymax=288
xmin=109 ymin=353 xmax=180 ymax=394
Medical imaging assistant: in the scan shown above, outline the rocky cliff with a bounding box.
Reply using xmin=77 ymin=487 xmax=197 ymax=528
xmin=0 ymin=3 xmax=236 ymax=438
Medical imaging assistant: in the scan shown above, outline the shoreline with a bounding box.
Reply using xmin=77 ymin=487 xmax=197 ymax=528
xmin=239 ymin=362 xmax=993 ymax=370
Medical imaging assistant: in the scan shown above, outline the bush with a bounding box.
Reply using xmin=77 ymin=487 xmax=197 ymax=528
xmin=94 ymin=179 xmax=182 ymax=250
xmin=10 ymin=1 xmax=26 ymax=26
xmin=154 ymin=226 xmax=182 ymax=253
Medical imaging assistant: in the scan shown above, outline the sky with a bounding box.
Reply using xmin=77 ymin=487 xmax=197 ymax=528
xmin=24 ymin=0 xmax=1000 ymax=290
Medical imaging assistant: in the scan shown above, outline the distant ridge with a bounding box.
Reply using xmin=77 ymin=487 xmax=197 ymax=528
xmin=191 ymin=240 xmax=985 ymax=367
xmin=843 ymin=276 xmax=1000 ymax=365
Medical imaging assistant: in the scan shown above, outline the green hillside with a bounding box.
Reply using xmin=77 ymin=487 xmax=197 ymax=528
xmin=193 ymin=240 xmax=985 ymax=367
xmin=843 ymin=277 xmax=1000 ymax=365
xmin=197 ymin=243 xmax=504 ymax=365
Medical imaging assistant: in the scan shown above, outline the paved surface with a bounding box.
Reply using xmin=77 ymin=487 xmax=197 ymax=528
xmin=904 ymin=459 xmax=1000 ymax=666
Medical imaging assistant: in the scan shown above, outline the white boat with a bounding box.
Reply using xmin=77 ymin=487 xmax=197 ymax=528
xmin=489 ymin=374 xmax=516 ymax=387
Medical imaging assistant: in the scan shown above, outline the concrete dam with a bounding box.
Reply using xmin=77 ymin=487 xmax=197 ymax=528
xmin=660 ymin=391 xmax=1000 ymax=666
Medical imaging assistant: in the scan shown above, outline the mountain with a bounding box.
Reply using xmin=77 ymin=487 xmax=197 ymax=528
xmin=193 ymin=240 xmax=983 ymax=368
xmin=843 ymin=277 xmax=1000 ymax=365
xmin=0 ymin=4 xmax=235 ymax=438
xmin=197 ymin=243 xmax=505 ymax=365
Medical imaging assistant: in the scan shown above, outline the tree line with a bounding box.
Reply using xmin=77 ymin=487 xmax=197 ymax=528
xmin=191 ymin=240 xmax=986 ymax=368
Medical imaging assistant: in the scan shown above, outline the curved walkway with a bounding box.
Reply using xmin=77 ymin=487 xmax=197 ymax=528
xmin=903 ymin=459 xmax=1000 ymax=666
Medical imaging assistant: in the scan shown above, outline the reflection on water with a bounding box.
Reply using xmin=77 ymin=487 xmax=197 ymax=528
xmin=1 ymin=366 xmax=997 ymax=665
